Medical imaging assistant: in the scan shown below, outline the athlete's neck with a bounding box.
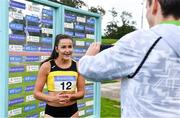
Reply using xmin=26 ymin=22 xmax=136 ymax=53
xmin=55 ymin=57 xmax=71 ymax=68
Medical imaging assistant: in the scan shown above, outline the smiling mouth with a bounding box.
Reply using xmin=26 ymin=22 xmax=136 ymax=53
xmin=64 ymin=54 xmax=71 ymax=57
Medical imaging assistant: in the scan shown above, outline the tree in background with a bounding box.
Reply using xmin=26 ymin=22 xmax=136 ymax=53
xmin=88 ymin=6 xmax=106 ymax=16
xmin=104 ymin=9 xmax=136 ymax=39
xmin=49 ymin=0 xmax=87 ymax=8
xmin=49 ymin=0 xmax=106 ymax=15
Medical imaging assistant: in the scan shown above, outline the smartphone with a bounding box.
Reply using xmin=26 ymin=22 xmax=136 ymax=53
xmin=100 ymin=45 xmax=113 ymax=51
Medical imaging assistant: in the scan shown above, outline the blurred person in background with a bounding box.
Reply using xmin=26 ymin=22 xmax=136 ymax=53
xmin=78 ymin=0 xmax=180 ymax=118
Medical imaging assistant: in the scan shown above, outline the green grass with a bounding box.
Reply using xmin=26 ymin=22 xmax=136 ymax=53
xmin=101 ymin=39 xmax=118 ymax=45
xmin=101 ymin=97 xmax=121 ymax=118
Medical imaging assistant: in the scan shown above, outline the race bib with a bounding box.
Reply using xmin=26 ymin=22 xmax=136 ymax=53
xmin=54 ymin=76 xmax=76 ymax=91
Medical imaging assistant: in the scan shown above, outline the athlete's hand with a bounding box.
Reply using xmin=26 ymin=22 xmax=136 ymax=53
xmin=85 ymin=42 xmax=100 ymax=56
xmin=48 ymin=93 xmax=67 ymax=104
xmin=58 ymin=93 xmax=69 ymax=104
xmin=60 ymin=94 xmax=74 ymax=103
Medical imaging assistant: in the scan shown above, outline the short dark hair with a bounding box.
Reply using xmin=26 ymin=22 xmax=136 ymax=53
xmin=148 ymin=0 xmax=180 ymax=19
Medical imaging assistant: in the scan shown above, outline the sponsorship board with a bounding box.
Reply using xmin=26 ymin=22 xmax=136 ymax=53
xmin=8 ymin=0 xmax=53 ymax=117
xmin=64 ymin=10 xmax=96 ymax=117
xmin=5 ymin=0 xmax=100 ymax=118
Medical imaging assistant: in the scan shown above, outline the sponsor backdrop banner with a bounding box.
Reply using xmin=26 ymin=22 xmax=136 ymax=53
xmin=7 ymin=0 xmax=100 ymax=117
xmin=64 ymin=10 xmax=96 ymax=117
xmin=8 ymin=0 xmax=53 ymax=117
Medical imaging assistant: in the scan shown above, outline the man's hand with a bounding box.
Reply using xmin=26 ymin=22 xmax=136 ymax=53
xmin=85 ymin=42 xmax=100 ymax=56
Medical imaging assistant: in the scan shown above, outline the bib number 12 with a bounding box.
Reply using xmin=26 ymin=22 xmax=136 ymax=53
xmin=60 ymin=81 xmax=72 ymax=90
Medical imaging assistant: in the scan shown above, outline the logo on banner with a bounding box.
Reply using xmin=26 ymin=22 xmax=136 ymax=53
xmin=25 ymin=15 xmax=39 ymax=23
xmin=42 ymin=9 xmax=53 ymax=16
xmin=9 ymin=97 xmax=24 ymax=106
xmin=9 ymin=56 xmax=23 ymax=63
xmin=27 ymin=113 xmax=38 ymax=118
xmin=86 ymin=108 xmax=93 ymax=114
xmin=10 ymin=12 xmax=24 ymax=20
xmin=87 ymin=18 xmax=95 ymax=24
xmin=9 ymin=45 xmax=23 ymax=52
xmin=26 ymin=95 xmax=35 ymax=102
xmin=24 ymin=104 xmax=36 ymax=112
xmin=76 ymin=16 xmax=86 ymax=23
xmin=24 ymin=76 xmax=37 ymax=82
xmin=9 ymin=34 xmax=25 ymax=42
xmin=8 ymin=108 xmax=22 ymax=117
xmin=9 ymin=87 xmax=22 ymax=95
xmin=84 ymin=93 xmax=93 ymax=98
xmin=9 ymin=23 xmax=24 ymax=31
xmin=9 ymin=77 xmax=23 ymax=84
xmin=65 ymin=31 xmax=74 ymax=36
xmin=10 ymin=0 xmax=26 ymax=9
xmin=25 ymin=85 xmax=35 ymax=92
xmin=78 ymin=103 xmax=85 ymax=108
xmin=9 ymin=66 xmax=24 ymax=73
xmin=39 ymin=102 xmax=46 ymax=108
xmin=28 ymin=4 xmax=40 ymax=12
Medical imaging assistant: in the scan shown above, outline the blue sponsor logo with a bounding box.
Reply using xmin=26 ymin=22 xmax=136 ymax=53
xmin=24 ymin=104 xmax=36 ymax=112
xmin=25 ymin=15 xmax=39 ymax=23
xmin=10 ymin=0 xmax=26 ymax=9
xmin=65 ymin=31 xmax=74 ymax=36
xmin=65 ymin=14 xmax=76 ymax=20
xmin=55 ymin=76 xmax=76 ymax=81
xmin=85 ymin=42 xmax=92 ymax=46
xmin=9 ymin=87 xmax=22 ymax=95
xmin=41 ymin=37 xmax=52 ymax=44
xmin=74 ymin=48 xmax=84 ymax=53
xmin=25 ymin=85 xmax=35 ymax=92
xmin=42 ymin=18 xmax=53 ymax=25
xmin=9 ymin=23 xmax=23 ymax=31
xmin=9 ymin=66 xmax=24 ymax=73
xmin=40 ymin=47 xmax=52 ymax=52
xmin=24 ymin=45 xmax=39 ymax=51
xmin=87 ymin=18 xmax=95 ymax=24
xmin=86 ymin=108 xmax=93 ymax=114
xmin=78 ymin=103 xmax=85 ymax=108
xmin=75 ymin=32 xmax=85 ymax=38
xmin=72 ymin=57 xmax=81 ymax=61
xmin=25 ymin=56 xmax=40 ymax=62
xmin=85 ymin=85 xmax=93 ymax=91
xmin=38 ymin=102 xmax=46 ymax=108
xmin=9 ymin=97 xmax=24 ymax=106
xmin=75 ymin=24 xmax=84 ymax=30
xmin=84 ymin=93 xmax=93 ymax=98
xmin=9 ymin=34 xmax=25 ymax=41
xmin=26 ymin=26 xmax=40 ymax=33
xmin=9 ymin=56 xmax=23 ymax=63
xmin=42 ymin=9 xmax=53 ymax=16
xmin=26 ymin=113 xmax=38 ymax=118
xmin=85 ymin=26 xmax=94 ymax=32
xmin=24 ymin=76 xmax=37 ymax=82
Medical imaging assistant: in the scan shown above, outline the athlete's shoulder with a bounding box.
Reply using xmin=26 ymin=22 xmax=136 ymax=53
xmin=40 ymin=60 xmax=51 ymax=70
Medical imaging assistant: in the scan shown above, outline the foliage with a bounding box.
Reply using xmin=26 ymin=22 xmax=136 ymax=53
xmin=49 ymin=0 xmax=106 ymax=15
xmin=104 ymin=9 xmax=136 ymax=39
xmin=49 ymin=0 xmax=87 ymax=8
xmin=120 ymin=11 xmax=136 ymax=26
xmin=88 ymin=6 xmax=106 ymax=16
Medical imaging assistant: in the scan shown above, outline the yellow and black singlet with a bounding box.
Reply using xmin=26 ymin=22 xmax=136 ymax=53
xmin=47 ymin=60 xmax=78 ymax=93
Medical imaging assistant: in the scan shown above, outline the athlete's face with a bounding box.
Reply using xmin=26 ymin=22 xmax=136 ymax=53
xmin=56 ymin=38 xmax=73 ymax=61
